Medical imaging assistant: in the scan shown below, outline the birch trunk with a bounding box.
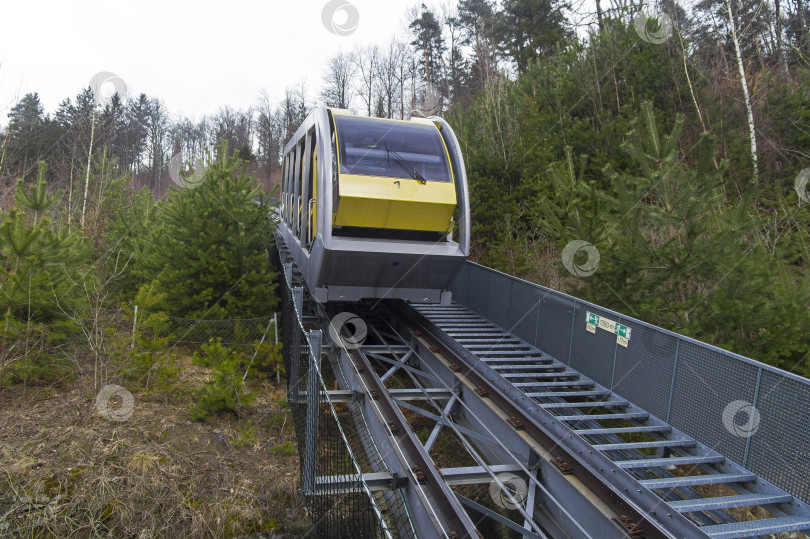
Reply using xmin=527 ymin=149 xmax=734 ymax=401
xmin=68 ymin=156 xmax=74 ymax=227
xmin=81 ymin=110 xmax=96 ymax=230
xmin=726 ymin=0 xmax=759 ymax=196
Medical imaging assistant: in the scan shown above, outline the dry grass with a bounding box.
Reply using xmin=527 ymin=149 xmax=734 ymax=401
xmin=0 ymin=357 xmax=308 ymax=538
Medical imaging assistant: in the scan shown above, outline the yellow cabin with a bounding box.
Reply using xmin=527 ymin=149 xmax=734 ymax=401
xmin=278 ymin=105 xmax=471 ymax=304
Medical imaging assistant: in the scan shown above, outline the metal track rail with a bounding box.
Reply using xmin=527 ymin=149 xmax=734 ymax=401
xmin=322 ymin=302 xmax=482 ymax=538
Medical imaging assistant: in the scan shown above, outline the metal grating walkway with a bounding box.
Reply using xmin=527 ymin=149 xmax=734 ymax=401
xmin=411 ymin=302 xmax=810 ymax=538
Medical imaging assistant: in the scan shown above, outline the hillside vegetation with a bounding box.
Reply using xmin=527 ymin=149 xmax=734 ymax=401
xmin=0 ymin=145 xmax=305 ymax=537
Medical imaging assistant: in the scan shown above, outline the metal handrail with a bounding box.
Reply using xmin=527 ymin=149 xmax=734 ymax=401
xmin=296 ymin=195 xmax=303 ymax=236
xmin=308 ymin=198 xmax=318 ymax=246
xmin=281 ymin=193 xmax=287 ymax=222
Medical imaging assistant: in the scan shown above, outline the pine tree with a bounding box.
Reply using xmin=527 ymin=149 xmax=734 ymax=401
xmin=0 ymin=163 xmax=88 ymax=384
xmin=0 ymin=163 xmax=87 ymax=322
xmin=587 ymin=102 xmax=810 ymax=371
xmin=534 ymin=146 xmax=606 ymax=245
xmin=595 ymin=101 xmax=730 ymax=324
xmin=107 ymin=186 xmax=157 ymax=293
xmin=410 ymin=7 xmax=446 ymax=91
xmin=499 ymin=0 xmax=569 ymax=74
xmin=139 ymin=141 xmax=278 ymax=319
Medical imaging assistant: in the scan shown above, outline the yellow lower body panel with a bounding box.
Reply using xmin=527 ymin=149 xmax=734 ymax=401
xmin=333 ymin=174 xmax=456 ymax=233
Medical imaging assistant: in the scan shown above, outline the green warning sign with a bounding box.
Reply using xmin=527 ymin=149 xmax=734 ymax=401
xmin=586 ymin=311 xmax=632 ymax=342
xmin=615 ymin=324 xmax=631 ymax=339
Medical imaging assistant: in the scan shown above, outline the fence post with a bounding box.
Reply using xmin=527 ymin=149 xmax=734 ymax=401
xmin=609 ymin=335 xmax=619 ymax=391
xmin=303 ymin=329 xmax=322 ymax=494
xmin=743 ymin=367 xmax=763 ymax=468
xmin=131 ymin=305 xmax=138 ymax=350
xmin=293 ymin=287 xmax=303 ymax=314
xmin=665 ymin=338 xmax=681 ymax=424
xmin=284 ymin=263 xmax=293 ymax=289
xmin=242 ymin=317 xmax=275 ymax=382
xmin=274 ymin=312 xmax=280 ymax=383
xmin=290 ymin=287 xmax=304 ymax=403
xmin=566 ymin=300 xmax=577 ymax=366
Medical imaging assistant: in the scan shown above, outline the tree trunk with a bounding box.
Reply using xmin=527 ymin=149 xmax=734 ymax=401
xmin=596 ymin=0 xmax=604 ymax=30
xmin=775 ymin=0 xmax=789 ymax=73
xmin=68 ymin=156 xmax=74 ymax=227
xmin=726 ymin=0 xmax=759 ymax=202
xmin=81 ymin=111 xmax=96 ymax=230
xmin=678 ymin=30 xmax=706 ymax=131
xmin=798 ymin=0 xmax=810 ymax=57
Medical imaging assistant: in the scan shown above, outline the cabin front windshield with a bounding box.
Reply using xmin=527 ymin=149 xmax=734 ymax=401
xmin=334 ymin=116 xmax=452 ymax=182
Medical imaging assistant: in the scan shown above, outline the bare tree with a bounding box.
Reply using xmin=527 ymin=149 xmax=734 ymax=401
xmin=80 ymin=109 xmax=95 ymax=229
xmin=394 ymin=42 xmax=415 ymax=119
xmin=211 ymin=106 xmax=254 ymax=160
xmin=146 ymin=98 xmax=169 ymax=193
xmin=354 ymin=44 xmax=380 ymax=116
xmin=376 ymin=40 xmax=408 ymax=118
xmin=255 ymin=89 xmax=285 ymax=183
xmin=321 ymin=50 xmax=357 ymax=109
xmin=277 ymin=82 xmax=310 ymax=145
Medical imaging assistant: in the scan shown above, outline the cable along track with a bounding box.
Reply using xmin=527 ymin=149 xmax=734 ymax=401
xmin=404 ymin=302 xmax=810 ymax=539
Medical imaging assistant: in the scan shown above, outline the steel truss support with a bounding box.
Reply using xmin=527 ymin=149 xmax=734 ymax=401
xmin=340 ymin=308 xmax=556 ymax=538
xmin=455 ymin=494 xmax=546 ymax=539
xmin=330 ymin=330 xmax=481 ymax=537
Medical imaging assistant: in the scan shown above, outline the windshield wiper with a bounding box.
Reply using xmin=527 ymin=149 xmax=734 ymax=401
xmin=386 ymin=144 xmax=426 ymax=184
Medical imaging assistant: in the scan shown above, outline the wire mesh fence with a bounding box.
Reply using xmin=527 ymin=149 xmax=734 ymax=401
xmin=61 ymin=307 xmax=277 ymax=349
xmin=275 ymin=242 xmax=403 ymax=538
xmin=161 ymin=314 xmax=275 ymax=348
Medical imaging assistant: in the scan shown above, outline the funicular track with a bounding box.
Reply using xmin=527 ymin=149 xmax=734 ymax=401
xmin=406 ymin=303 xmax=810 ymax=538
xmin=277 ymin=248 xmax=810 ymax=538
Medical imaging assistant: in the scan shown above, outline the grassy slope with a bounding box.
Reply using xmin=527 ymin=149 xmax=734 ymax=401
xmin=0 ymin=357 xmax=308 ymax=538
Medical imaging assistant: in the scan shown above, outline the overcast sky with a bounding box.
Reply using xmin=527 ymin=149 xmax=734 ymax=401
xmin=0 ymin=0 xmax=428 ymax=123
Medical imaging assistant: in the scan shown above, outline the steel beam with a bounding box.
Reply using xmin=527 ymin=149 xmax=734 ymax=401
xmin=439 ymin=464 xmax=526 ymax=485
xmin=455 ymin=494 xmax=546 ymax=539
xmin=305 ymin=388 xmax=454 ymax=402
